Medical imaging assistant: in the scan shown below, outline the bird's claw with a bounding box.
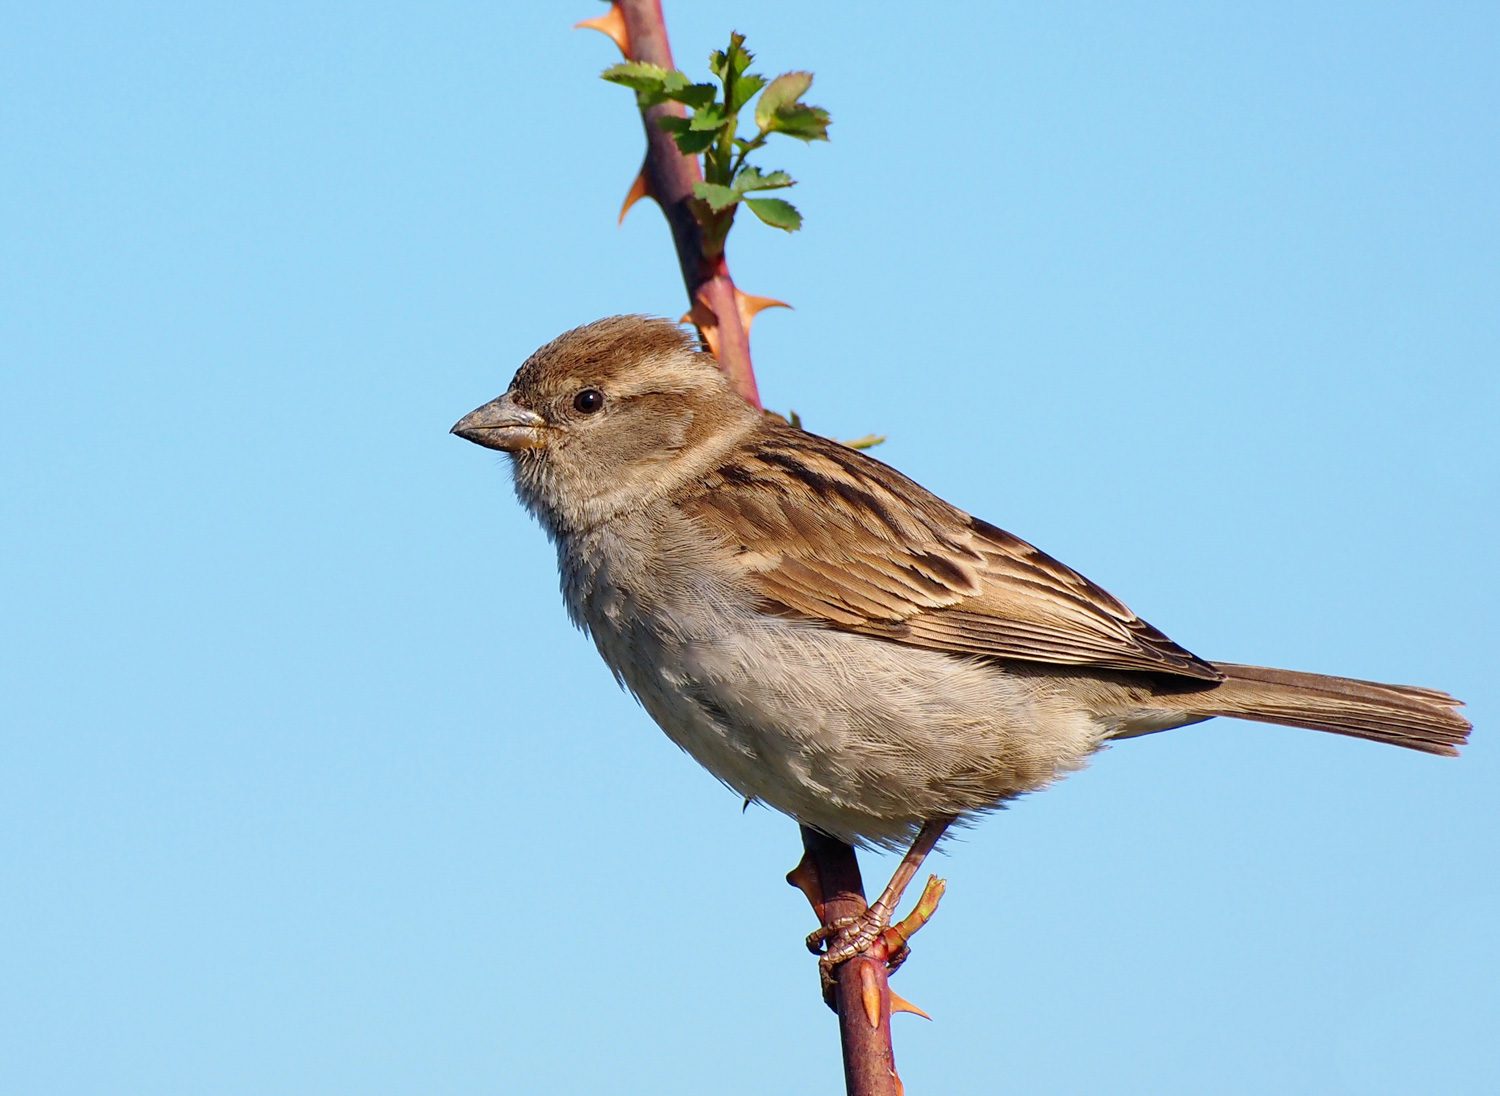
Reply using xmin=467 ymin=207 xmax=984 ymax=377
xmin=810 ymin=904 xmax=893 ymax=966
xmin=805 ymin=915 xmax=859 ymax=955
xmin=806 ymin=875 xmax=948 ymax=994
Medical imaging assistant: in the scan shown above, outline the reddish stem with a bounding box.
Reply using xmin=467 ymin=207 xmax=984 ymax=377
xmin=795 ymin=827 xmax=904 ymax=1096
xmin=615 ymin=0 xmax=761 ymax=409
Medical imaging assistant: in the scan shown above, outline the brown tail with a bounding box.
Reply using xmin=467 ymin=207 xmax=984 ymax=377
xmin=1187 ymin=663 xmax=1470 ymax=757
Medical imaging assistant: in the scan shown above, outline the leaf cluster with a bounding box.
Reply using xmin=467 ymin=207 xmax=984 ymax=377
xmin=602 ymin=32 xmax=829 ymax=250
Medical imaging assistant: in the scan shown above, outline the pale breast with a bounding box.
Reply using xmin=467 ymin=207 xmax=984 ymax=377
xmin=555 ymin=518 xmax=1108 ymax=849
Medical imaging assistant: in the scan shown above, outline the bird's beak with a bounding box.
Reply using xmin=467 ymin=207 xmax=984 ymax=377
xmin=451 ymin=393 xmax=546 ymax=452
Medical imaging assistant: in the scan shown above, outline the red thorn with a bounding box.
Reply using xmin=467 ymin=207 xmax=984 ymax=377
xmin=618 ymin=165 xmax=651 ymax=224
xmin=573 ymin=4 xmax=630 ymax=57
xmin=785 ymin=853 xmax=826 ymax=917
xmin=733 ymin=289 xmax=791 ymax=337
xmin=888 ymin=989 xmax=931 ymax=1021
xmin=858 ymin=962 xmax=883 ymax=1029
xmin=682 ymin=294 xmax=722 ymax=361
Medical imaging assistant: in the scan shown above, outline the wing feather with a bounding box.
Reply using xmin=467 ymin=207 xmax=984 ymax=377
xmin=683 ymin=420 xmax=1221 ymax=682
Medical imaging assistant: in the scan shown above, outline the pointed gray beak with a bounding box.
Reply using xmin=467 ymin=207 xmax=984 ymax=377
xmin=451 ymin=393 xmax=547 ymax=452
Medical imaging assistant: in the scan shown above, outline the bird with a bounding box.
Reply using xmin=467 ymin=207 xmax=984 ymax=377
xmin=451 ymin=314 xmax=1469 ymax=971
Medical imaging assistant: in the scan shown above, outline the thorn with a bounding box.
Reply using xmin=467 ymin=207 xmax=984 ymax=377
xmin=888 ymin=989 xmax=932 ymax=1021
xmin=733 ymin=289 xmax=791 ymax=337
xmin=700 ymin=327 xmax=722 ymax=360
xmin=858 ymin=961 xmax=883 ymax=1029
xmin=682 ymin=295 xmax=722 ymax=360
xmin=785 ymin=853 xmax=825 ymax=915
xmin=618 ymin=164 xmax=651 ymax=224
xmin=573 ymin=3 xmax=630 ymax=58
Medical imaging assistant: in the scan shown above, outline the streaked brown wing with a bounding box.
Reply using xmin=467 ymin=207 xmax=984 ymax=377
xmin=684 ymin=421 xmax=1221 ymax=682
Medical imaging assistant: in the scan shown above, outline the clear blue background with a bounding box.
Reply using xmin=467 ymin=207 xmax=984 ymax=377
xmin=5 ymin=3 xmax=1496 ymax=1092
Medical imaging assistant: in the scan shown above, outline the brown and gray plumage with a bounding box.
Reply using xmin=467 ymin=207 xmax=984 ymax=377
xmin=453 ymin=315 xmax=1469 ymax=851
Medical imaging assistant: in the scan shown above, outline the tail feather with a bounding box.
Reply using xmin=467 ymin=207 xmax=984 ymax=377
xmin=1189 ymin=662 xmax=1470 ymax=757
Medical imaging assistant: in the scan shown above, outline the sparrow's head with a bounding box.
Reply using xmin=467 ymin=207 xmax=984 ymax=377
xmin=453 ymin=315 xmax=758 ymax=531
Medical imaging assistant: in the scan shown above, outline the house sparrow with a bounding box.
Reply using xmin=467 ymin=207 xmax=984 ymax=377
xmin=452 ymin=315 xmax=1469 ymax=967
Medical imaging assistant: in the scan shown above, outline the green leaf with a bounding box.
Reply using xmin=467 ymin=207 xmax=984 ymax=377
xmin=709 ymin=31 xmax=753 ymax=84
xmin=693 ymin=181 xmax=741 ymax=212
xmin=733 ymin=166 xmax=794 ymax=193
xmin=768 ymin=103 xmax=830 ymax=142
xmin=661 ymin=72 xmax=718 ymax=110
xmin=655 ymin=116 xmax=717 ymax=154
xmin=753 ymin=71 xmax=830 ymax=141
xmin=745 ymin=197 xmax=802 ymax=232
xmin=688 ymin=103 xmax=727 ymax=131
xmin=732 ymin=73 xmax=767 ymax=107
xmin=675 ymin=131 xmax=717 ymax=153
xmin=602 ymin=61 xmax=670 ymax=93
xmin=614 ymin=37 xmax=826 ymax=237
xmin=754 ymin=71 xmax=812 ymax=129
xmin=602 ymin=61 xmax=680 ymax=108
xmin=602 ymin=60 xmax=671 ymax=87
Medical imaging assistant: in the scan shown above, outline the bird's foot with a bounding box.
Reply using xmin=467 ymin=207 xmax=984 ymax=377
xmin=806 ymin=874 xmax=947 ymax=990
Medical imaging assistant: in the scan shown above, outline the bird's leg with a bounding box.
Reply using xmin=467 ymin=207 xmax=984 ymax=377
xmin=806 ymin=817 xmax=953 ymax=976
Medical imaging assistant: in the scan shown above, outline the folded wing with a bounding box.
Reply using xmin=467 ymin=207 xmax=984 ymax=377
xmin=684 ymin=422 xmax=1222 ymax=682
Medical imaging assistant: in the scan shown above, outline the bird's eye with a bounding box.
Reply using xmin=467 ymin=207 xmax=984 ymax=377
xmin=573 ymin=388 xmax=605 ymax=414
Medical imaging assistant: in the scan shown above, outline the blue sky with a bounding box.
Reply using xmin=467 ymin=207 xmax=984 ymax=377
xmin=4 ymin=3 xmax=1497 ymax=1093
